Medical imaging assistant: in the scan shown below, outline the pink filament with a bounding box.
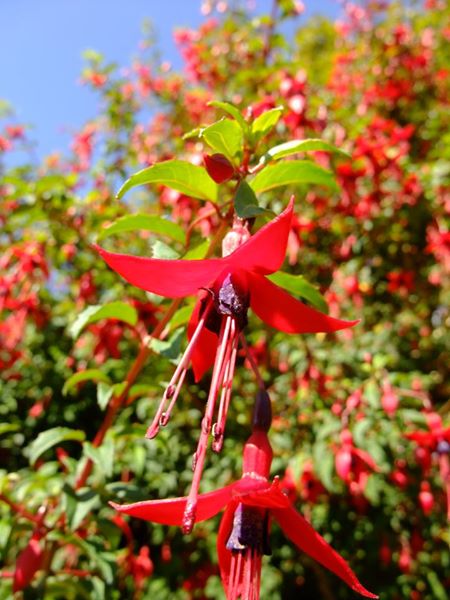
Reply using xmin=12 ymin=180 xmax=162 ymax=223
xmin=228 ymin=549 xmax=262 ymax=600
xmin=145 ymin=298 xmax=213 ymax=439
xmin=182 ymin=314 xmax=238 ymax=532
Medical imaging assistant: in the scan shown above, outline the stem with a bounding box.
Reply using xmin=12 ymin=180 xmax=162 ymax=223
xmin=0 ymin=493 xmax=44 ymax=526
xmin=239 ymin=333 xmax=265 ymax=389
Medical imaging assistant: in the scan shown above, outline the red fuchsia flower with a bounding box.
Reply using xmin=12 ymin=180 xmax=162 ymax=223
xmin=13 ymin=532 xmax=44 ymax=592
xmin=111 ymin=391 xmax=376 ymax=599
xmin=96 ymin=199 xmax=358 ymax=530
xmin=405 ymin=412 xmax=450 ymax=518
xmin=335 ymin=429 xmax=380 ymax=495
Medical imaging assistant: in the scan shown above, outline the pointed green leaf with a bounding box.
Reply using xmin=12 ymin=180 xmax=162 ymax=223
xmin=152 ymin=240 xmax=180 ymax=260
xmin=69 ymin=302 xmax=138 ymax=339
xmin=117 ymin=159 xmax=218 ymax=202
xmin=97 ymin=382 xmax=114 ymax=410
xmin=183 ymin=239 xmax=209 ymax=259
xmin=168 ymin=304 xmax=194 ymax=332
xmin=149 ymin=328 xmax=184 ymax=360
xmin=250 ymin=160 xmax=338 ymax=193
xmin=63 ymin=370 xmax=111 ymax=396
xmin=97 ymin=214 xmax=185 ymax=243
xmin=251 ymin=106 xmax=283 ymax=140
xmin=83 ymin=438 xmax=115 ymax=478
xmin=28 ymin=427 xmax=86 ymax=465
xmin=201 ymin=118 xmax=243 ymax=165
xmin=263 ymin=138 xmax=350 ymax=162
xmin=427 ymin=572 xmax=449 ymax=600
xmin=267 ymin=271 xmax=328 ymax=313
xmin=208 ymin=101 xmax=249 ymax=133
xmin=63 ymin=484 xmax=101 ymax=530
xmin=313 ymin=441 xmax=338 ymax=492
xmin=234 ymin=181 xmax=267 ymax=218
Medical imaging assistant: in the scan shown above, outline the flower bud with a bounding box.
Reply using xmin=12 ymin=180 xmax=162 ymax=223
xmin=203 ymin=153 xmax=235 ymax=183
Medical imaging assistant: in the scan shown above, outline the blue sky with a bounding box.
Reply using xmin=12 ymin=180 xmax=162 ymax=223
xmin=1 ymin=1 xmax=340 ymax=160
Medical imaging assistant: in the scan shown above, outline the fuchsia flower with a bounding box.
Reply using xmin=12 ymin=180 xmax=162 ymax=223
xmin=335 ymin=429 xmax=380 ymax=495
xmin=96 ymin=199 xmax=357 ymax=531
xmin=111 ymin=391 xmax=376 ymax=599
xmin=405 ymin=412 xmax=450 ymax=519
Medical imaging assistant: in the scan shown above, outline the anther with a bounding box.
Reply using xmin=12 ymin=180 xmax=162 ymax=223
xmin=165 ymin=384 xmax=176 ymax=399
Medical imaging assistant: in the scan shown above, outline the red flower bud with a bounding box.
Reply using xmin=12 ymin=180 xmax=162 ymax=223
xmin=336 ymin=448 xmax=352 ymax=481
xmin=418 ymin=482 xmax=434 ymax=515
xmin=13 ymin=533 xmax=43 ymax=592
xmin=381 ymin=384 xmax=399 ymax=417
xmin=203 ymin=153 xmax=235 ymax=183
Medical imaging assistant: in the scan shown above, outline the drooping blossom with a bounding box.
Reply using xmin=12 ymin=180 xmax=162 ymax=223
xmin=335 ymin=429 xmax=380 ymax=495
xmin=405 ymin=412 xmax=450 ymax=519
xmin=111 ymin=390 xmax=376 ymax=599
xmin=13 ymin=532 xmax=44 ymax=592
xmin=96 ymin=199 xmax=358 ymax=530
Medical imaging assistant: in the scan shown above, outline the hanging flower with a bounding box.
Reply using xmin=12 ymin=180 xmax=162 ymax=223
xmin=111 ymin=390 xmax=376 ymax=599
xmin=96 ymin=199 xmax=358 ymax=530
xmin=405 ymin=412 xmax=450 ymax=519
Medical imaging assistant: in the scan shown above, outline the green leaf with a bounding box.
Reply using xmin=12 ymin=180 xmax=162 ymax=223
xmin=83 ymin=438 xmax=115 ymax=478
xmin=208 ymin=100 xmax=249 ymax=133
xmin=116 ymin=159 xmax=218 ymax=202
xmin=97 ymin=214 xmax=185 ymax=243
xmin=250 ymin=160 xmax=338 ymax=193
xmin=251 ymin=106 xmax=283 ymax=140
xmin=149 ymin=328 xmax=184 ymax=360
xmin=63 ymin=369 xmax=111 ymax=396
xmin=263 ymin=138 xmax=350 ymax=162
xmin=63 ymin=484 xmax=101 ymax=530
xmin=28 ymin=427 xmax=85 ymax=465
xmin=152 ymin=240 xmax=180 ymax=259
xmin=97 ymin=382 xmax=114 ymax=410
xmin=313 ymin=441 xmax=338 ymax=492
xmin=268 ymin=271 xmax=328 ymax=313
xmin=201 ymin=118 xmax=244 ymax=165
xmin=128 ymin=384 xmax=155 ymax=399
xmin=427 ymin=571 xmax=448 ymax=600
xmin=183 ymin=239 xmax=209 ymax=259
xmin=169 ymin=304 xmax=193 ymax=332
xmin=234 ymin=181 xmax=267 ymax=218
xmin=69 ymin=302 xmax=138 ymax=339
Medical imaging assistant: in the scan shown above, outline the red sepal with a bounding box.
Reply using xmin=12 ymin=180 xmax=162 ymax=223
xmin=273 ymin=505 xmax=378 ymax=598
xmin=110 ymin=482 xmax=235 ymax=526
xmin=248 ymin=273 xmax=359 ymax=333
xmin=13 ymin=533 xmax=44 ymax=593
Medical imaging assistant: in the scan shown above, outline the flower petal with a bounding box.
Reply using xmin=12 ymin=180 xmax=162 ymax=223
xmin=404 ymin=431 xmax=436 ymax=447
xmin=352 ymin=448 xmax=380 ymax=472
xmin=217 ymin=501 xmax=239 ymax=594
xmin=94 ymin=244 xmax=223 ymax=298
xmin=187 ymin=297 xmax=218 ymax=381
xmin=273 ymin=505 xmax=377 ymax=598
xmin=13 ymin=534 xmax=43 ymax=593
xmin=248 ymin=273 xmax=359 ymax=333
xmin=110 ymin=483 xmax=235 ymax=526
xmin=225 ymin=197 xmax=294 ymax=275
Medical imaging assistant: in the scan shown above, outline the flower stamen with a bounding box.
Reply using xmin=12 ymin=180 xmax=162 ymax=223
xmin=145 ymin=297 xmax=213 ymax=439
xmin=183 ymin=314 xmax=235 ymax=533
